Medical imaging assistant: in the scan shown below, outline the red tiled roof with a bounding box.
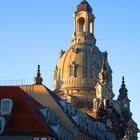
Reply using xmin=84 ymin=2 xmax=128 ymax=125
xmin=0 ymin=86 xmax=55 ymax=137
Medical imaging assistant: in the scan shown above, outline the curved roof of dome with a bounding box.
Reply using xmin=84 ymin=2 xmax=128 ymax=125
xmin=54 ymin=43 xmax=112 ymax=90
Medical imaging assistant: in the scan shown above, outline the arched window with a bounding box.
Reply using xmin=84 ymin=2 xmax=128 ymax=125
xmin=70 ymin=66 xmax=73 ymax=77
xmin=69 ymin=62 xmax=77 ymax=77
xmin=90 ymin=21 xmax=93 ymax=34
xmin=78 ymin=17 xmax=85 ymax=33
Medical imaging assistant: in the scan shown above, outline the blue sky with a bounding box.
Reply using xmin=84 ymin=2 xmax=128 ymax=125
xmin=0 ymin=0 xmax=140 ymax=138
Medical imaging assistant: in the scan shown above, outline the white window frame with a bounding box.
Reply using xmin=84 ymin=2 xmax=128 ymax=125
xmin=1 ymin=98 xmax=13 ymax=115
xmin=0 ymin=117 xmax=6 ymax=134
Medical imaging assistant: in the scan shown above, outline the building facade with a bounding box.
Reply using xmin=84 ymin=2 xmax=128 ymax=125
xmin=0 ymin=0 xmax=139 ymax=140
xmin=53 ymin=0 xmax=139 ymax=139
xmin=53 ymin=0 xmax=112 ymax=113
xmin=0 ymin=66 xmax=118 ymax=140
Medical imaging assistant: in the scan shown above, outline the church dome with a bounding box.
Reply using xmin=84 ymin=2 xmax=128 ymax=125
xmin=53 ymin=0 xmax=112 ymax=112
xmin=53 ymin=44 xmax=111 ymax=91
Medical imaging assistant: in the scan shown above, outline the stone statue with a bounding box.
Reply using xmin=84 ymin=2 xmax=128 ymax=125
xmin=94 ymin=61 xmax=114 ymax=111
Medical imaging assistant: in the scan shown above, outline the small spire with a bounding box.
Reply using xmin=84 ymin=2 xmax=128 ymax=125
xmin=122 ymin=76 xmax=125 ymax=84
xmin=34 ymin=65 xmax=43 ymax=85
xmin=37 ymin=65 xmax=40 ymax=73
xmin=118 ymin=76 xmax=131 ymax=111
xmin=121 ymin=76 xmax=127 ymax=91
xmin=117 ymin=76 xmax=128 ymax=101
xmin=120 ymin=76 xmax=127 ymax=94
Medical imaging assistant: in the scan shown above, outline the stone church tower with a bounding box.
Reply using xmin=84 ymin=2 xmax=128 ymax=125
xmin=53 ymin=0 xmax=112 ymax=113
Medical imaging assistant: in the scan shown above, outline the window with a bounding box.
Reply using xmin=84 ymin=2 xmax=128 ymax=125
xmin=78 ymin=17 xmax=85 ymax=33
xmin=69 ymin=63 xmax=77 ymax=77
xmin=41 ymin=138 xmax=46 ymax=140
xmin=1 ymin=99 xmax=13 ymax=115
xmin=77 ymin=38 xmax=81 ymax=43
xmin=90 ymin=21 xmax=93 ymax=34
xmin=0 ymin=117 xmax=6 ymax=134
xmin=0 ymin=119 xmax=2 ymax=130
xmin=70 ymin=65 xmax=76 ymax=77
xmin=70 ymin=66 xmax=73 ymax=77
xmin=33 ymin=137 xmax=39 ymax=140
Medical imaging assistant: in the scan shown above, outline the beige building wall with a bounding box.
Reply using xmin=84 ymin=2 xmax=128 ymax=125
xmin=20 ymin=85 xmax=75 ymax=130
xmin=20 ymin=85 xmax=94 ymax=140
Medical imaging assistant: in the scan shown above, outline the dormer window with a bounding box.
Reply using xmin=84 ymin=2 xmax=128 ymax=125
xmin=1 ymin=99 xmax=13 ymax=115
xmin=40 ymin=107 xmax=60 ymax=126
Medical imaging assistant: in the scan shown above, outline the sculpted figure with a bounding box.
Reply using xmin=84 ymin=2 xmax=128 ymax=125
xmin=94 ymin=61 xmax=114 ymax=110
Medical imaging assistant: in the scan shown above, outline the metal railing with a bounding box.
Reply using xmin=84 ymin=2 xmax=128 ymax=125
xmin=0 ymin=79 xmax=27 ymax=86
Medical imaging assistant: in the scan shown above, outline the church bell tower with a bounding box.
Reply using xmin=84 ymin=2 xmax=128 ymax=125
xmin=72 ymin=0 xmax=96 ymax=45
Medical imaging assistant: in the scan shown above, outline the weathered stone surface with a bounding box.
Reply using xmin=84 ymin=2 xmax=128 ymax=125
xmin=53 ymin=0 xmax=112 ymax=113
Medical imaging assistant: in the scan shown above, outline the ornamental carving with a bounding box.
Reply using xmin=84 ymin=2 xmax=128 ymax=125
xmin=93 ymin=61 xmax=114 ymax=111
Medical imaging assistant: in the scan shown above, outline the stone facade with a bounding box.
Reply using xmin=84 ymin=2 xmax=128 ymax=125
xmin=53 ymin=0 xmax=139 ymax=139
xmin=53 ymin=0 xmax=112 ymax=113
